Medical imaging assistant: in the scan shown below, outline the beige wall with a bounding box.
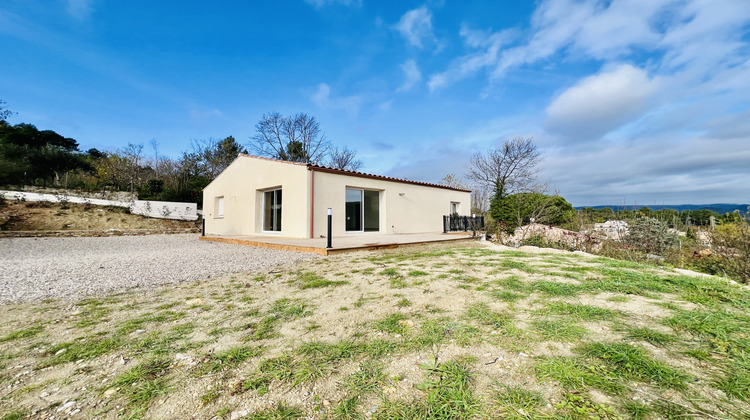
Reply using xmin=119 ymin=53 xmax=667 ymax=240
xmin=203 ymin=155 xmax=471 ymax=238
xmin=310 ymin=170 xmax=471 ymax=237
xmin=202 ymin=156 xmax=311 ymax=237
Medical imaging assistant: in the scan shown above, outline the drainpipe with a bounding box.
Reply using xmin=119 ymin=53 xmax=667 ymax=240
xmin=309 ymin=167 xmax=315 ymax=238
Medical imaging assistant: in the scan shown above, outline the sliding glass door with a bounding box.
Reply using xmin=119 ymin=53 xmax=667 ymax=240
xmin=346 ymin=188 xmax=379 ymax=232
xmin=263 ymin=189 xmax=282 ymax=232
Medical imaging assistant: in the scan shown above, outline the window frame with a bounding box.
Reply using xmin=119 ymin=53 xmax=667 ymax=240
xmin=262 ymin=188 xmax=282 ymax=233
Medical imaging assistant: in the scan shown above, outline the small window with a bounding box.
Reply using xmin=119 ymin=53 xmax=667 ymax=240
xmin=450 ymin=202 xmax=460 ymax=215
xmin=215 ymin=196 xmax=224 ymax=218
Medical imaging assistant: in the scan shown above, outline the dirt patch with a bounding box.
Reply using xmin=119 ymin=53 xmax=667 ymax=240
xmin=0 ymin=200 xmax=197 ymax=233
xmin=1 ymin=242 xmax=748 ymax=419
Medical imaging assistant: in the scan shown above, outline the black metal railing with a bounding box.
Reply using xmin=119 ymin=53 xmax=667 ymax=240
xmin=443 ymin=215 xmax=484 ymax=233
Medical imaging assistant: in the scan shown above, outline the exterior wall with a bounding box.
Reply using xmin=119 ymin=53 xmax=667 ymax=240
xmin=1 ymin=191 xmax=197 ymax=221
xmin=202 ymin=157 xmax=310 ymax=237
xmin=311 ymin=170 xmax=470 ymax=237
xmin=131 ymin=200 xmax=198 ymax=221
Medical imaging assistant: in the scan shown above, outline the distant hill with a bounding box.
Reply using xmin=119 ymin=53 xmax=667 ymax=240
xmin=575 ymin=203 xmax=750 ymax=214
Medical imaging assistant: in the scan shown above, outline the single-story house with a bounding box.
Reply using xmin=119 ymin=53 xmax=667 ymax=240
xmin=202 ymin=154 xmax=471 ymax=238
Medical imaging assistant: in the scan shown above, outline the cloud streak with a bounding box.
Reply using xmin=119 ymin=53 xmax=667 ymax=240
xmin=545 ymin=64 xmax=661 ymax=141
xmin=394 ymin=6 xmax=436 ymax=48
xmin=396 ymin=59 xmax=421 ymax=92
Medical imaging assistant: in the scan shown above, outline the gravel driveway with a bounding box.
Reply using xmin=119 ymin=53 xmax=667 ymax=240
xmin=0 ymin=234 xmax=318 ymax=303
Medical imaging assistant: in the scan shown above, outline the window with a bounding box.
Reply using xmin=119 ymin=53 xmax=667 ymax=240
xmin=215 ymin=196 xmax=224 ymax=218
xmin=263 ymin=189 xmax=282 ymax=232
xmin=346 ymin=188 xmax=379 ymax=232
xmin=450 ymin=202 xmax=460 ymax=215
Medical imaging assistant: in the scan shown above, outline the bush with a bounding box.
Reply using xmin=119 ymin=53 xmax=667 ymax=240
xmin=712 ymin=222 xmax=750 ymax=284
xmin=624 ymin=218 xmax=679 ymax=255
xmin=520 ymin=235 xmax=574 ymax=251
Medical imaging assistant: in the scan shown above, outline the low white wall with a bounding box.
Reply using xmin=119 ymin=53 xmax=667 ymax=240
xmin=1 ymin=191 xmax=198 ymax=221
xmin=130 ymin=200 xmax=198 ymax=221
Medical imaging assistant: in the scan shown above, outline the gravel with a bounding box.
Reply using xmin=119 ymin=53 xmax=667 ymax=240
xmin=0 ymin=234 xmax=318 ymax=303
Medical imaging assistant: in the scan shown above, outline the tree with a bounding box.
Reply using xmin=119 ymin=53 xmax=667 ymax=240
xmin=121 ymin=143 xmax=145 ymax=194
xmin=0 ymin=122 xmax=88 ymax=186
xmin=251 ymin=112 xmax=330 ymax=164
xmin=490 ymin=191 xmax=576 ymax=233
xmin=467 ymin=137 xmax=542 ymax=200
xmin=0 ymin=99 xmax=14 ymax=124
xmin=712 ymin=219 xmax=750 ymax=283
xmin=183 ymin=136 xmax=246 ymax=179
xmin=623 ymin=217 xmax=679 ymax=255
xmin=328 ymin=146 xmax=363 ymax=171
xmin=439 ymin=173 xmax=469 ymax=189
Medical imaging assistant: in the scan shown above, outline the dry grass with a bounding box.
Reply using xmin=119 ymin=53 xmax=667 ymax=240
xmin=0 ymin=200 xmax=196 ymax=232
xmin=1 ymin=241 xmax=749 ymax=419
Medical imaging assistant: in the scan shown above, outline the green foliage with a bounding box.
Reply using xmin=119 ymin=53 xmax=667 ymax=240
xmin=465 ymin=303 xmax=515 ymax=331
xmin=0 ymin=122 xmax=90 ymax=186
xmin=532 ymin=319 xmax=587 ymax=342
xmin=374 ymin=313 xmax=409 ymax=334
xmin=295 ymin=271 xmax=349 ymax=289
xmin=243 ymin=403 xmax=303 ymax=419
xmin=537 ymin=302 xmax=620 ymax=320
xmin=556 ymin=392 xmax=618 ymax=419
xmin=376 ymin=359 xmax=482 ymax=419
xmin=624 ymin=327 xmax=676 ymax=346
xmin=0 ymin=325 xmax=44 ymax=342
xmin=195 ymin=346 xmax=263 ymax=375
xmin=112 ymin=357 xmax=172 ymax=416
xmin=490 ymin=192 xmax=576 ymax=232
xmin=712 ymin=221 xmax=750 ymax=283
xmin=0 ymin=412 xmax=26 ymax=420
xmin=577 ymin=342 xmax=691 ymax=390
xmin=45 ymin=336 xmax=123 ymax=366
xmin=494 ymin=385 xmax=544 ymax=417
xmin=624 ymin=217 xmax=679 ymax=254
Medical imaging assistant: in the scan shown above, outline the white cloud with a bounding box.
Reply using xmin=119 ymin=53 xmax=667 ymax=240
xmin=427 ymin=24 xmax=513 ymax=91
xmin=394 ymin=6 xmax=435 ymax=48
xmin=303 ymin=0 xmax=361 ymax=8
xmin=189 ymin=108 xmax=223 ymax=122
xmin=545 ymin=64 xmax=661 ymax=141
xmin=396 ymin=59 xmax=421 ymax=92
xmin=311 ymin=83 xmax=363 ymax=115
xmin=65 ymin=0 xmax=94 ymax=20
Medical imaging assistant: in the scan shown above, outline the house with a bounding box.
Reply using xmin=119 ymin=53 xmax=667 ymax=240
xmin=593 ymin=220 xmax=629 ymax=240
xmin=202 ymin=154 xmax=471 ymax=238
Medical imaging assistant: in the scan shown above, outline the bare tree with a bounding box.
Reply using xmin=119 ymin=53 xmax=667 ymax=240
xmin=250 ymin=112 xmax=330 ymax=164
xmin=466 ymin=137 xmax=542 ymax=198
xmin=471 ymin=184 xmax=491 ymax=215
xmin=440 ymin=173 xmax=469 ymax=189
xmin=149 ymin=139 xmax=161 ymax=178
xmin=122 ymin=143 xmax=144 ymax=194
xmin=328 ymin=146 xmax=363 ymax=171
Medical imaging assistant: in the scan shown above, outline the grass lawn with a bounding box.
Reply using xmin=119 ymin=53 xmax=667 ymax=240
xmin=1 ymin=241 xmax=749 ymax=419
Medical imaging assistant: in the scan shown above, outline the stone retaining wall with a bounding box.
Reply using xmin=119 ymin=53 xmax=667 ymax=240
xmin=0 ymin=228 xmax=200 ymax=238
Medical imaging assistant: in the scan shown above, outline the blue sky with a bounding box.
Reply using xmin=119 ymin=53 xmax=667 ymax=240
xmin=1 ymin=0 xmax=749 ymax=206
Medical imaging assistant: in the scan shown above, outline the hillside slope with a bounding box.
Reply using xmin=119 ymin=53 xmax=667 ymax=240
xmin=0 ymin=200 xmax=197 ymax=232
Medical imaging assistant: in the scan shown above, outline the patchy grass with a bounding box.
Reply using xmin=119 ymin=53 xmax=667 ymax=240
xmin=3 ymin=241 xmax=750 ymax=418
xmin=295 ymin=271 xmax=350 ymax=289
xmin=0 ymin=325 xmax=44 ymax=342
xmin=111 ymin=357 xmax=172 ymax=416
xmin=194 ymin=346 xmax=263 ymax=375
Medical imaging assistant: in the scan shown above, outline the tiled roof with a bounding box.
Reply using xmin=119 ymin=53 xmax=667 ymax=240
xmin=238 ymin=154 xmax=471 ymax=192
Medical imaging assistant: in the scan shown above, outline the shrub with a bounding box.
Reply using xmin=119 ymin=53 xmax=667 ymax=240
xmin=624 ymin=217 xmax=679 ymax=255
xmin=712 ymin=222 xmax=750 ymax=283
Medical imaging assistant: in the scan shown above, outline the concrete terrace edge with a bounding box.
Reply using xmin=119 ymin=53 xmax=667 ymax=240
xmin=199 ymin=235 xmax=474 ymax=256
